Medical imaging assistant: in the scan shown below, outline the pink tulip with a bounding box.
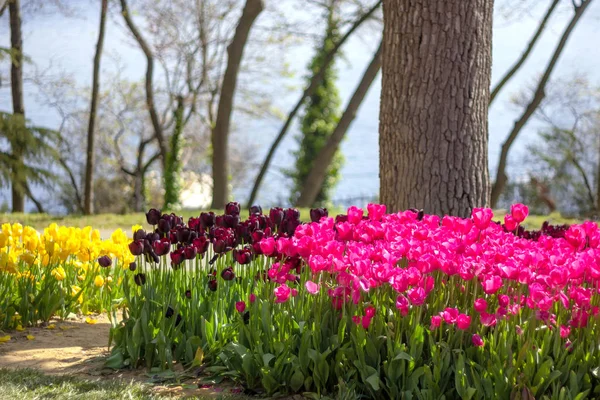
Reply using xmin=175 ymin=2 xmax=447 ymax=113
xmin=347 ymin=206 xmax=364 ymax=224
xmin=442 ymin=308 xmax=459 ymax=324
xmin=560 ymin=325 xmax=571 ymax=338
xmin=474 ymin=298 xmax=487 ymax=313
xmin=365 ymin=306 xmax=376 ymax=318
xmin=305 ymin=280 xmax=320 ymax=295
xmin=249 ymin=294 xmax=256 ymax=303
xmin=482 ymin=275 xmax=503 ymax=294
xmin=510 ymin=203 xmax=529 ymax=223
xmin=260 ymin=237 xmax=276 ymax=256
xmin=472 ymin=334 xmax=484 ymax=347
xmin=235 ymin=301 xmax=246 ymax=313
xmin=472 ymin=207 xmax=493 ymax=230
xmin=430 ymin=315 xmax=442 ymax=329
xmin=274 ymin=284 xmax=292 ymax=303
xmin=504 ymin=214 xmax=519 ymax=231
xmin=457 ymin=314 xmax=471 ymax=330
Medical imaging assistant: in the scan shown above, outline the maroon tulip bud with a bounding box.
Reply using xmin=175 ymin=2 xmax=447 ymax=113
xmin=153 ymin=238 xmax=171 ymax=256
xmin=183 ymin=246 xmax=197 ymax=260
xmin=310 ymin=208 xmax=328 ymax=223
xmin=133 ymin=229 xmax=147 ymax=241
xmin=129 ymin=262 xmax=137 ymax=271
xmin=215 ymin=215 xmax=226 ymax=227
xmin=185 ymin=289 xmax=191 ymax=299
xmin=128 ymin=240 xmax=144 ymax=256
xmin=200 ymin=212 xmax=216 ymax=229
xmin=177 ymin=228 xmax=191 ymax=243
xmin=269 ymin=207 xmax=284 ymax=226
xmin=221 ymin=267 xmax=235 ymax=281
xmin=146 ymin=232 xmax=160 ymax=243
xmin=165 ymin=306 xmax=175 ymax=318
xmin=233 ymin=246 xmax=253 ymax=265
xmin=146 ymin=208 xmax=161 ymax=225
xmin=225 ymin=201 xmax=241 ymax=216
xmin=335 ymin=214 xmax=348 ymax=224
xmin=208 ymin=279 xmax=218 ymax=292
xmin=134 ymin=273 xmax=146 ymax=286
xmin=284 ymin=208 xmax=300 ymax=222
xmin=188 ymin=217 xmax=201 ymax=232
xmin=192 ymin=236 xmax=210 ymax=254
xmin=98 ymin=255 xmax=112 ymax=268
xmin=249 ymin=205 xmax=262 ymax=215
xmin=170 ymin=249 xmax=185 ymax=266
xmin=224 ymin=214 xmax=240 ymax=228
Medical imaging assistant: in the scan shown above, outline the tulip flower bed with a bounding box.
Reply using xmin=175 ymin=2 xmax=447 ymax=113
xmin=0 ymin=223 xmax=134 ymax=330
xmin=107 ymin=203 xmax=600 ymax=399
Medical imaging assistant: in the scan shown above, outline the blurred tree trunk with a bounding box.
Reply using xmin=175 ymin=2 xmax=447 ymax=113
xmin=246 ymin=0 xmax=382 ymax=207
xmin=379 ymin=0 xmax=493 ymax=217
xmin=490 ymin=0 xmax=593 ymax=208
xmin=211 ymin=0 xmax=264 ymax=209
xmin=84 ymin=0 xmax=108 ymax=215
xmin=296 ymin=40 xmax=382 ymax=208
xmin=9 ymin=0 xmax=25 ymax=213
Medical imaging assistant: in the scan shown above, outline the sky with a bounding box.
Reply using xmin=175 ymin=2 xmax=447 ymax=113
xmin=1 ymin=0 xmax=600 ymax=210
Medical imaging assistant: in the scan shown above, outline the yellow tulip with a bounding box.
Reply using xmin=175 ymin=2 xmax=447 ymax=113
xmin=94 ymin=275 xmax=105 ymax=288
xmin=51 ymin=266 xmax=67 ymax=281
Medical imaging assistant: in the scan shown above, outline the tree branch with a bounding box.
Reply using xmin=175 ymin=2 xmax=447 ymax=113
xmin=246 ymin=0 xmax=382 ymax=207
xmin=490 ymin=0 xmax=593 ymax=207
xmin=489 ymin=0 xmax=560 ymax=105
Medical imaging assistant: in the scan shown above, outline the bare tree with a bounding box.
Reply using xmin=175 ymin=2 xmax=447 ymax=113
xmin=246 ymin=0 xmax=382 ymax=207
xmin=84 ymin=0 xmax=108 ymax=215
xmin=211 ymin=0 xmax=264 ymax=208
xmin=490 ymin=0 xmax=594 ymax=207
xmin=295 ymin=40 xmax=382 ymax=208
xmin=379 ymin=0 xmax=493 ymax=217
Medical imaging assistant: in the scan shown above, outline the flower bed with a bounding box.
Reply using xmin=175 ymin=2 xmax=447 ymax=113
xmin=106 ymin=203 xmax=600 ymax=398
xmin=0 ymin=223 xmax=134 ymax=329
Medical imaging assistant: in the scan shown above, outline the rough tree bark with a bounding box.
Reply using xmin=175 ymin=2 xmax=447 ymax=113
xmin=120 ymin=0 xmax=168 ymax=170
xmin=9 ymin=0 xmax=25 ymax=213
xmin=246 ymin=0 xmax=382 ymax=207
xmin=84 ymin=0 xmax=108 ymax=215
xmin=490 ymin=0 xmax=593 ymax=207
xmin=379 ymin=0 xmax=493 ymax=217
xmin=489 ymin=0 xmax=559 ymax=105
xmin=295 ymin=40 xmax=382 ymax=208
xmin=211 ymin=0 xmax=264 ymax=209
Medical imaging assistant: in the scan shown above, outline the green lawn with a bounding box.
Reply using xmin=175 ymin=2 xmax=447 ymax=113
xmin=0 ymin=209 xmax=582 ymax=232
xmin=0 ymin=368 xmax=164 ymax=400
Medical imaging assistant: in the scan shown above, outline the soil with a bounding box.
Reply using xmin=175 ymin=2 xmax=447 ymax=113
xmin=0 ymin=315 xmax=260 ymax=399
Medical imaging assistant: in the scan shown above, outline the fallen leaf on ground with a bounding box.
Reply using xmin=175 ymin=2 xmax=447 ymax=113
xmin=26 ymin=335 xmax=35 ymax=340
xmin=85 ymin=317 xmax=97 ymax=325
xmin=47 ymin=324 xmax=56 ymax=330
xmin=0 ymin=335 xmax=11 ymax=343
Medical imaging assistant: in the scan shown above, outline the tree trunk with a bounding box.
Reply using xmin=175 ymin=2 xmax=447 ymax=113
xmin=120 ymin=0 xmax=168 ymax=170
xmin=489 ymin=0 xmax=559 ymax=105
xmin=9 ymin=0 xmax=25 ymax=213
xmin=84 ymin=0 xmax=108 ymax=215
xmin=211 ymin=0 xmax=264 ymax=209
xmin=379 ymin=0 xmax=493 ymax=217
xmin=490 ymin=0 xmax=593 ymax=208
xmin=296 ymin=40 xmax=382 ymax=208
xmin=246 ymin=0 xmax=382 ymax=207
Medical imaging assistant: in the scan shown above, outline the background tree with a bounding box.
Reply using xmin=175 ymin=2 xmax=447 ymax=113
xmin=490 ymin=0 xmax=594 ymax=207
xmin=379 ymin=0 xmax=493 ymax=217
xmin=83 ymin=0 xmax=108 ymax=215
xmin=287 ymin=2 xmax=342 ymax=207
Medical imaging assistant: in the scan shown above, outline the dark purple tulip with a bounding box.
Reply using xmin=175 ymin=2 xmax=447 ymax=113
xmin=129 ymin=262 xmax=137 ymax=271
xmin=185 ymin=289 xmax=191 ymax=299
xmin=249 ymin=205 xmax=262 ymax=215
xmin=169 ymin=229 xmax=178 ymax=244
xmin=200 ymin=212 xmax=216 ymax=229
xmin=183 ymin=246 xmax=197 ymax=260
xmin=128 ymin=240 xmax=145 ymax=256
xmin=165 ymin=306 xmax=175 ymax=318
xmin=215 ymin=215 xmax=226 ymax=227
xmin=153 ymin=238 xmax=171 ymax=256
xmin=134 ymin=273 xmax=146 ymax=286
xmin=175 ymin=314 xmax=182 ymax=326
xmin=225 ymin=202 xmax=241 ymax=216
xmin=158 ymin=218 xmax=171 ymax=234
xmin=98 ymin=255 xmax=112 ymax=268
xmin=170 ymin=249 xmax=185 ymax=266
xmin=221 ymin=267 xmax=235 ymax=281
xmin=243 ymin=311 xmax=250 ymax=325
xmin=269 ymin=207 xmax=284 ymax=226
xmin=146 ymin=232 xmax=160 ymax=243
xmin=177 ymin=228 xmax=191 ymax=244
xmin=133 ymin=229 xmax=147 ymax=241
xmin=310 ymin=208 xmax=328 ymax=223
xmin=208 ymin=279 xmax=218 ymax=292
xmin=146 ymin=208 xmax=161 ymax=225
xmin=285 ymin=208 xmax=300 ymax=222
xmin=188 ymin=231 xmax=198 ymax=243
xmin=224 ymin=214 xmax=240 ymax=229
xmin=213 ymin=239 xmax=228 ymax=254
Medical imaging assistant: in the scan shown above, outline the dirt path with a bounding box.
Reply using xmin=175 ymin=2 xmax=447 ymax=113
xmin=0 ymin=315 xmax=259 ymax=399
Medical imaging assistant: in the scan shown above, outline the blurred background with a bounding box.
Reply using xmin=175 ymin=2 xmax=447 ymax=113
xmin=0 ymin=0 xmax=599 ymax=218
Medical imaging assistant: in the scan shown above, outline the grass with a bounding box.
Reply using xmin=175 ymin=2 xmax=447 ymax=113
xmin=0 ymin=208 xmax=583 ymax=232
xmin=0 ymin=368 xmax=164 ymax=400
